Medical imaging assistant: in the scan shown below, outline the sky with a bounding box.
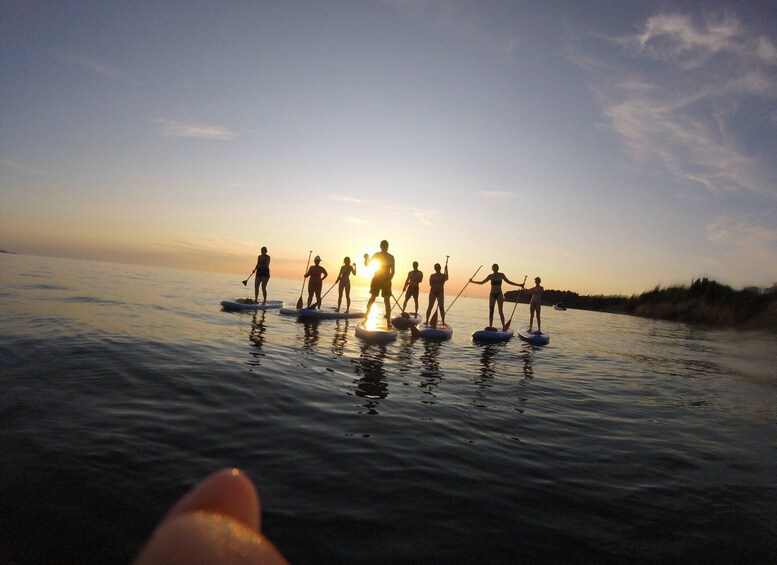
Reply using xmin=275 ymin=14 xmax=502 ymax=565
xmin=2 ymin=0 xmax=776 ymax=296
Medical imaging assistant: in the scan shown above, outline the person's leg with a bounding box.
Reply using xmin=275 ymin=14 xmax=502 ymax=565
xmin=488 ymin=295 xmax=496 ymax=328
xmin=438 ymin=294 xmax=446 ymax=324
xmin=336 ymin=284 xmax=343 ymax=311
xmin=345 ymin=284 xmax=351 ymax=312
xmin=261 ymin=278 xmax=268 ymax=304
xmin=536 ymin=304 xmax=542 ymax=332
xmin=497 ymin=296 xmax=506 ymax=327
xmin=254 ymin=278 xmax=260 ymax=304
xmin=307 ymin=286 xmax=314 ymax=308
xmin=529 ymin=303 xmax=535 ymax=330
xmin=425 ymin=294 xmax=434 ymax=324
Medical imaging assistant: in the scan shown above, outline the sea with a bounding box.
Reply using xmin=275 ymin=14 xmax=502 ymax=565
xmin=1 ymin=254 xmax=775 ymax=563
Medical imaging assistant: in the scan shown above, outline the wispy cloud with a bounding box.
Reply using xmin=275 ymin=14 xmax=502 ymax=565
xmin=375 ymin=0 xmax=519 ymax=57
xmin=53 ymin=50 xmax=128 ymax=81
xmin=328 ymin=194 xmax=366 ymax=204
xmin=573 ymin=11 xmax=777 ymax=198
xmin=153 ymin=119 xmax=237 ymax=140
xmin=703 ymin=213 xmax=777 ymax=281
xmin=0 ymin=159 xmax=47 ymax=176
xmin=476 ymin=190 xmax=514 ymax=199
xmin=409 ymin=208 xmax=440 ymax=226
xmin=160 ymin=235 xmax=255 ymax=254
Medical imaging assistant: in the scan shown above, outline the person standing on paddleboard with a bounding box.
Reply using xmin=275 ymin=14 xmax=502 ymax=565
xmin=250 ymin=247 xmax=271 ymax=305
xmin=304 ymin=256 xmax=328 ymax=308
xmin=402 ymin=261 xmax=424 ymax=315
xmin=335 ymin=257 xmax=356 ymax=313
xmin=528 ymin=276 xmax=544 ymax=334
xmin=364 ymin=240 xmax=395 ymax=321
xmin=470 ymin=264 xmax=524 ymax=329
xmin=425 ymin=261 xmax=449 ymax=326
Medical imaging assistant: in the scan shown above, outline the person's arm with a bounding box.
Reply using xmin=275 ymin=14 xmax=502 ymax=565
xmin=304 ymin=268 xmax=310 ymax=279
xmin=503 ymin=275 xmax=523 ymax=287
xmin=388 ymin=256 xmax=395 ymax=279
xmin=321 ymin=267 xmax=328 ymax=280
xmin=470 ymin=274 xmax=490 ymax=285
xmin=351 ymin=264 xmax=356 ymax=275
xmin=444 ymin=265 xmax=449 ymax=281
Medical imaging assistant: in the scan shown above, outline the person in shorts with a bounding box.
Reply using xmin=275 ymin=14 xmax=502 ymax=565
xmin=363 ymin=240 xmax=395 ymax=321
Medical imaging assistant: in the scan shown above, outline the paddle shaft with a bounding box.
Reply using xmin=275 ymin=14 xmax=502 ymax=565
xmin=313 ymin=279 xmax=338 ymax=309
xmin=296 ymin=251 xmax=313 ymax=309
xmin=446 ymin=264 xmax=482 ymax=314
xmin=242 ymin=270 xmax=255 ymax=286
xmin=503 ymin=275 xmax=529 ymax=331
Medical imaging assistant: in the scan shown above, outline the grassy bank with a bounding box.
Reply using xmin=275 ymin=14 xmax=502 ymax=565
xmin=505 ymin=278 xmax=777 ymax=330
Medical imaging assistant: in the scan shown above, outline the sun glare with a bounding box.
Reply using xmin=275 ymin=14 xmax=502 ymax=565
xmin=359 ymin=254 xmax=380 ymax=281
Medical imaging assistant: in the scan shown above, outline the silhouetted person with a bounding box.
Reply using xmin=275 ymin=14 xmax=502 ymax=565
xmin=304 ymin=255 xmax=328 ymax=308
xmin=364 ymin=240 xmax=395 ymax=322
xmin=402 ymin=261 xmax=423 ymax=315
xmin=335 ymin=257 xmax=356 ymax=313
xmin=529 ymin=276 xmax=544 ymax=333
xmin=470 ymin=264 xmax=524 ymax=329
xmin=425 ymin=262 xmax=448 ymax=326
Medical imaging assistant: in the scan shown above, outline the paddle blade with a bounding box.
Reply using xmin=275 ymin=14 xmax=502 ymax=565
xmin=409 ymin=323 xmax=421 ymax=338
xmin=296 ymin=296 xmax=303 ymax=309
xmin=430 ymin=311 xmax=439 ymax=327
xmin=502 ymin=320 xmax=512 ymax=331
xmin=242 ymin=280 xmax=248 ymax=286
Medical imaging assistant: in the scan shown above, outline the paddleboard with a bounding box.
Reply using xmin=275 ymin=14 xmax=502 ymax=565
xmin=416 ymin=322 xmax=453 ymax=340
xmin=355 ymin=320 xmax=397 ymax=343
xmin=391 ymin=313 xmax=422 ymax=329
xmin=221 ymin=299 xmax=284 ymax=312
xmin=297 ymin=308 xmax=365 ymax=319
xmin=517 ymin=326 xmax=550 ymax=345
xmin=471 ymin=327 xmax=514 ymax=343
xmin=279 ymin=307 xmax=300 ymax=316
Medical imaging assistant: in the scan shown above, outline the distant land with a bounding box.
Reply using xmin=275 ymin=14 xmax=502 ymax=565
xmin=0 ymin=249 xmax=16 ymax=254
xmin=505 ymin=278 xmax=777 ymax=330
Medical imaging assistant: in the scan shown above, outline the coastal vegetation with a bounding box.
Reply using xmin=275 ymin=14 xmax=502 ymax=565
xmin=505 ymin=278 xmax=777 ymax=330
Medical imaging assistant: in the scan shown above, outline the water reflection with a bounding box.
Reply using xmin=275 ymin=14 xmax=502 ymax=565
xmin=477 ymin=343 xmax=501 ymax=382
xmin=331 ymin=319 xmax=349 ymax=357
xmin=246 ymin=311 xmax=267 ymax=367
xmin=419 ymin=340 xmax=443 ymax=401
xmin=300 ymin=319 xmax=320 ymax=350
xmin=352 ymin=342 xmax=389 ymax=414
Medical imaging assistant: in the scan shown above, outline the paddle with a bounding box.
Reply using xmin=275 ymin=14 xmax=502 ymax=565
xmin=446 ymin=264 xmax=482 ymax=313
xmin=242 ymin=270 xmax=254 ymax=286
xmin=295 ymin=251 xmax=313 ymax=310
xmin=311 ymin=279 xmax=338 ymax=310
xmin=502 ymin=275 xmax=529 ymax=331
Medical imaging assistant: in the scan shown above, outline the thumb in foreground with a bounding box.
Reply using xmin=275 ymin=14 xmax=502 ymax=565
xmin=135 ymin=468 xmax=288 ymax=564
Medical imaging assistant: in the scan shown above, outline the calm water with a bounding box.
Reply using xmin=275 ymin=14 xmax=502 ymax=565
xmin=1 ymin=254 xmax=775 ymax=563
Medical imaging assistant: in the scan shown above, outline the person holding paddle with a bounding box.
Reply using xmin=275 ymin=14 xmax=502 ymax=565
xmin=304 ymin=255 xmax=328 ymax=308
xmin=401 ymin=261 xmax=423 ymax=315
xmin=245 ymin=247 xmax=271 ymax=305
xmin=364 ymin=240 xmax=395 ymax=320
xmin=425 ymin=261 xmax=448 ymax=326
xmin=470 ymin=264 xmax=524 ymax=329
xmin=528 ymin=276 xmax=544 ymax=334
xmin=335 ymin=257 xmax=356 ymax=313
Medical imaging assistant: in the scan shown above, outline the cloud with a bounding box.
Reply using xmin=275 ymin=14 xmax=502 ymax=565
xmin=153 ymin=119 xmax=237 ymax=140
xmin=328 ymin=194 xmax=366 ymax=203
xmin=409 ymin=208 xmax=440 ymax=226
xmin=574 ymin=11 xmax=777 ymax=199
xmin=476 ymin=190 xmax=514 ymax=199
xmin=160 ymin=235 xmax=254 ymax=254
xmin=703 ymin=213 xmax=777 ymax=282
xmin=0 ymin=158 xmax=47 ymax=176
xmin=53 ymin=50 xmax=128 ymax=81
